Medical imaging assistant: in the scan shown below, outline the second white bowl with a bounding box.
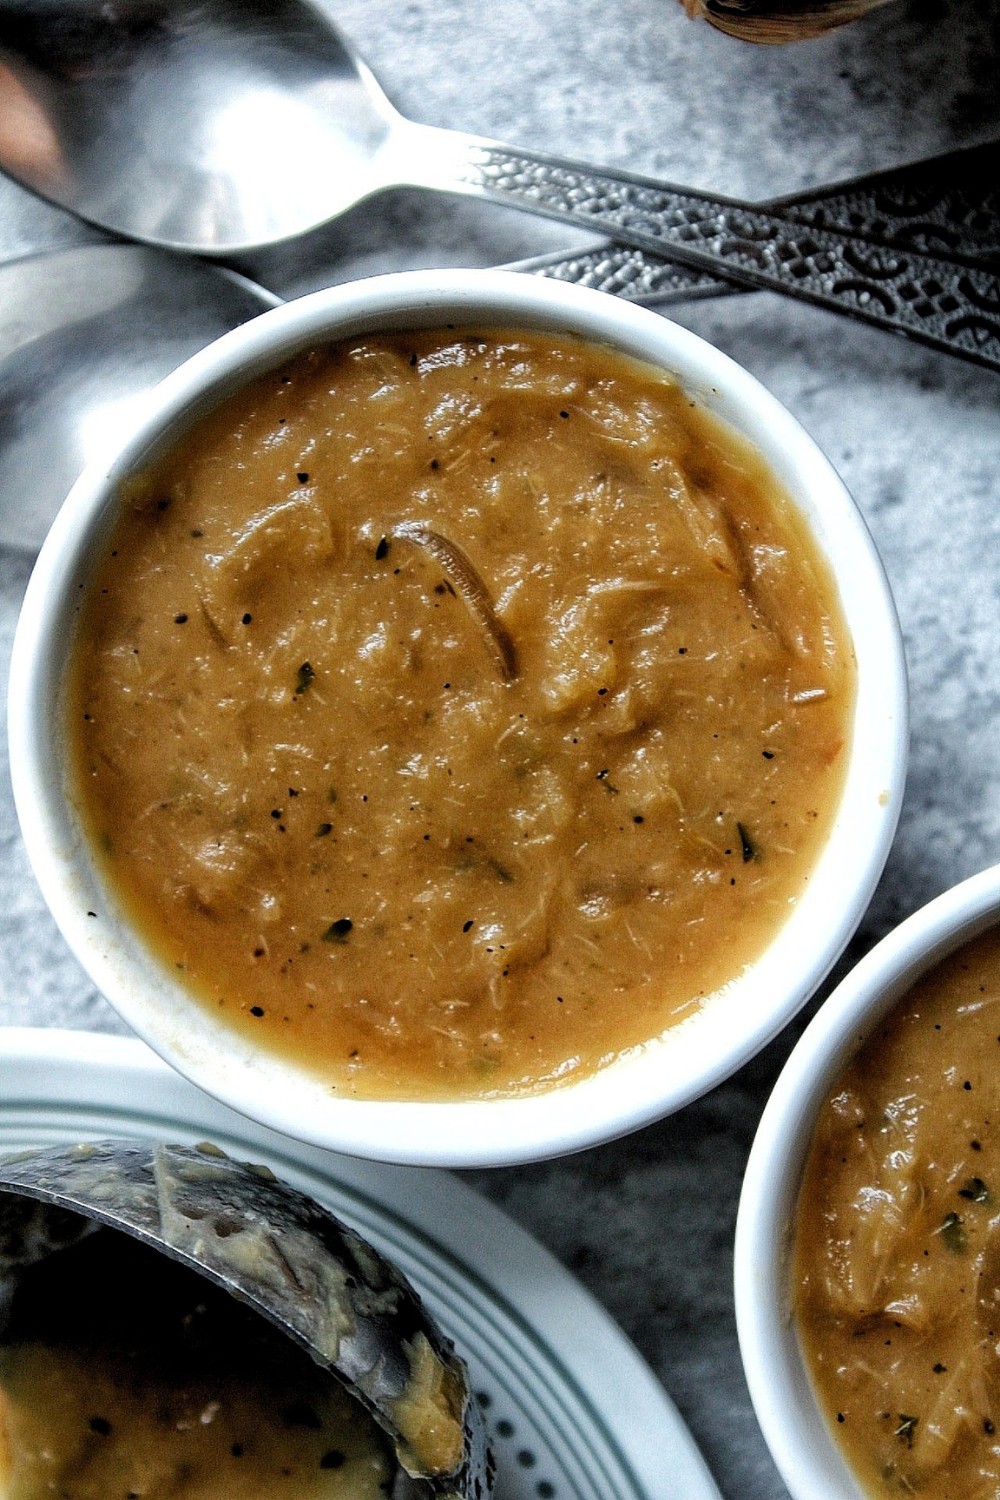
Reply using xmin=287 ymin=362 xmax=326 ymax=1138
xmin=736 ymin=863 xmax=1000 ymax=1499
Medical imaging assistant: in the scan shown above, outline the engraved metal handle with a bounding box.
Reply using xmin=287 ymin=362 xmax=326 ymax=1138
xmin=510 ymin=143 xmax=1000 ymax=304
xmin=409 ymin=129 xmax=1000 ymax=374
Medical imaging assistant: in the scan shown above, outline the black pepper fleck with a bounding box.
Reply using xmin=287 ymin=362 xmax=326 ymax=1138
xmin=323 ymin=918 xmax=353 ymax=943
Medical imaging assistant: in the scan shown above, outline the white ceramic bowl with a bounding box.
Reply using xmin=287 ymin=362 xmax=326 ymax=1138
xmin=735 ymin=862 xmax=1000 ymax=1499
xmin=9 ymin=268 xmax=907 ymax=1167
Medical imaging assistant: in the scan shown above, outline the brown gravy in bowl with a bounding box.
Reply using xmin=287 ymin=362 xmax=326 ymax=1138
xmin=795 ymin=925 xmax=1000 ymax=1497
xmin=70 ymin=328 xmax=854 ymax=1100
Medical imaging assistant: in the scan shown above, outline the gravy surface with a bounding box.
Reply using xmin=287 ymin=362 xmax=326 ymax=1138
xmin=795 ymin=926 xmax=1000 ymax=1497
xmin=71 ymin=329 xmax=854 ymax=1099
xmin=0 ymin=1229 xmax=392 ymax=1499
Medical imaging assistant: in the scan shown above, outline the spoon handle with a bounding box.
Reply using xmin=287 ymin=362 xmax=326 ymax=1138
xmin=509 ymin=142 xmax=1000 ymax=311
xmin=410 ymin=127 xmax=1000 ymax=372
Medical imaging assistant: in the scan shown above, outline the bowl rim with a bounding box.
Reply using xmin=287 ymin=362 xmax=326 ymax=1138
xmin=8 ymin=267 xmax=908 ymax=1167
xmin=734 ymin=861 xmax=1000 ymax=1499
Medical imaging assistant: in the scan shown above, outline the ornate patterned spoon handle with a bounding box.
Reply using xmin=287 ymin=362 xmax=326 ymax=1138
xmin=512 ymin=143 xmax=1000 ymax=304
xmin=771 ymin=141 xmax=1000 ymax=266
xmin=479 ymin=141 xmax=1000 ymax=372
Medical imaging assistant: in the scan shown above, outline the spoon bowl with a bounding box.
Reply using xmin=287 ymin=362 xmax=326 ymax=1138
xmin=0 ymin=243 xmax=276 ymax=553
xmin=0 ymin=0 xmax=403 ymax=251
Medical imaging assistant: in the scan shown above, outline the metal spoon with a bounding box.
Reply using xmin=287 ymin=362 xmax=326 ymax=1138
xmin=0 ymin=242 xmax=276 ymax=553
xmin=1 ymin=0 xmax=998 ymax=369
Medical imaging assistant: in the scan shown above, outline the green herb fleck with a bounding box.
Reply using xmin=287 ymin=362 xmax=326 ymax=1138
xmin=959 ymin=1177 xmax=990 ymax=1202
xmin=315 ymin=822 xmax=333 ymax=838
xmin=596 ymin=768 xmax=620 ymax=795
xmin=939 ymin=1211 xmax=967 ymax=1253
xmin=737 ymin=822 xmax=758 ymax=862
xmin=294 ymin=661 xmax=315 ymax=696
xmin=323 ymin=918 xmax=353 ymax=944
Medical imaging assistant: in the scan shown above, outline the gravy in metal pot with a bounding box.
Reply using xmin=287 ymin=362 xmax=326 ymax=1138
xmin=0 ymin=1228 xmax=393 ymax=1499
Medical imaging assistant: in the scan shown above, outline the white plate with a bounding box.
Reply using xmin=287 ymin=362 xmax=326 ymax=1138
xmin=0 ymin=1026 xmax=720 ymax=1500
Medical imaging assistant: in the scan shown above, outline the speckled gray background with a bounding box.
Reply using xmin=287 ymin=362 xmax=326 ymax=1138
xmin=1 ymin=0 xmax=999 ymax=1495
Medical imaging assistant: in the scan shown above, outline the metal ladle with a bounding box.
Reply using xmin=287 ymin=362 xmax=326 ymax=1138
xmin=1 ymin=0 xmax=998 ymax=368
